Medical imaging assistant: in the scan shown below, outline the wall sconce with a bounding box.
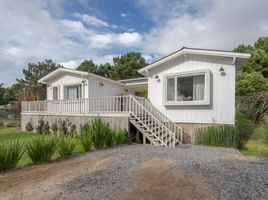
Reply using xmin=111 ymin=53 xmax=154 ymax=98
xmin=219 ymin=66 xmax=226 ymax=76
xmin=155 ymin=75 xmax=160 ymax=82
xmin=99 ymin=82 xmax=104 ymax=86
xmin=82 ymin=80 xmax=87 ymax=86
xmin=124 ymin=89 xmax=128 ymax=92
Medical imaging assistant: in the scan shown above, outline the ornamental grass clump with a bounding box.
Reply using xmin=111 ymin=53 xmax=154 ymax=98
xmin=114 ymin=129 xmax=126 ymax=145
xmin=79 ymin=133 xmax=93 ymax=152
xmin=26 ymin=137 xmax=57 ymax=163
xmin=90 ymin=117 xmax=111 ymax=149
xmin=196 ymin=125 xmax=239 ymax=148
xmin=57 ymin=136 xmax=76 ymax=157
xmin=0 ymin=140 xmax=24 ymax=171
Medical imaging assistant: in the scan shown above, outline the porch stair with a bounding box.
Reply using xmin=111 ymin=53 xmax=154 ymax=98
xmin=128 ymin=95 xmax=183 ymax=147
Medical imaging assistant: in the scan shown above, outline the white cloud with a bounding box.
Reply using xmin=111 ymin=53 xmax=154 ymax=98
xmin=4 ymin=47 xmax=24 ymax=56
xmin=120 ymin=13 xmax=127 ymax=18
xmin=140 ymin=0 xmax=268 ymax=55
xmin=59 ymin=19 xmax=89 ymax=33
xmin=74 ymin=13 xmax=109 ymax=27
xmin=60 ymin=60 xmax=80 ymax=69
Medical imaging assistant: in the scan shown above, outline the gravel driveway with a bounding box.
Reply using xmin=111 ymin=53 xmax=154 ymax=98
xmin=1 ymin=144 xmax=268 ymax=200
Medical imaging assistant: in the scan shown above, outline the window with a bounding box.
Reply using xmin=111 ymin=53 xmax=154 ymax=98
xmin=65 ymin=85 xmax=81 ymax=99
xmin=165 ymin=70 xmax=210 ymax=105
xmin=52 ymin=87 xmax=58 ymax=100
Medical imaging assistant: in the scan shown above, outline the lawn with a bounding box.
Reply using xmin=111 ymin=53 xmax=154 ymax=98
xmin=0 ymin=126 xmax=84 ymax=167
xmin=236 ymin=113 xmax=268 ymax=157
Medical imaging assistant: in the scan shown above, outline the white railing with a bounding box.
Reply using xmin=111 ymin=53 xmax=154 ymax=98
xmin=129 ymin=95 xmax=176 ymax=147
xmin=133 ymin=96 xmax=183 ymax=143
xmin=21 ymin=96 xmax=130 ymax=113
xmin=21 ymin=95 xmax=183 ymax=145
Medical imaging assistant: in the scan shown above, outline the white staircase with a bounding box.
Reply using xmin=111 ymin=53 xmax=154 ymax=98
xmin=128 ymin=95 xmax=183 ymax=147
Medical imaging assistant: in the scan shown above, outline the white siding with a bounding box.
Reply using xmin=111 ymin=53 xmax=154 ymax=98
xmin=46 ymin=73 xmax=125 ymax=100
xmin=148 ymin=55 xmax=236 ymax=124
xmin=88 ymin=76 xmax=125 ymax=97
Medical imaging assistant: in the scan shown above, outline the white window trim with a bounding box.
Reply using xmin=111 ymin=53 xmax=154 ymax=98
xmin=52 ymin=86 xmax=60 ymax=100
xmin=63 ymin=83 xmax=82 ymax=99
xmin=163 ymin=69 xmax=211 ymax=106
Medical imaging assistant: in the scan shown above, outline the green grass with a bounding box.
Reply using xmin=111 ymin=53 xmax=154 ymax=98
xmin=0 ymin=127 xmax=83 ymax=167
xmin=236 ymin=112 xmax=268 ymax=157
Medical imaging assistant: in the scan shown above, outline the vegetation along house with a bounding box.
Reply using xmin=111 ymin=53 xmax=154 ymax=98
xmin=21 ymin=47 xmax=250 ymax=147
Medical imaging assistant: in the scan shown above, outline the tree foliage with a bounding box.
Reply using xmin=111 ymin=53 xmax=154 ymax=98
xmin=236 ymin=71 xmax=268 ymax=96
xmin=17 ymin=59 xmax=62 ymax=85
xmin=76 ymin=52 xmax=147 ymax=80
xmin=234 ymin=36 xmax=268 ymax=95
xmin=0 ymin=83 xmax=7 ymax=105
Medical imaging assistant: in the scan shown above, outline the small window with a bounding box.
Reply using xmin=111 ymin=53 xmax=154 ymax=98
xmin=165 ymin=70 xmax=210 ymax=105
xmin=65 ymin=85 xmax=81 ymax=99
xmin=52 ymin=87 xmax=58 ymax=100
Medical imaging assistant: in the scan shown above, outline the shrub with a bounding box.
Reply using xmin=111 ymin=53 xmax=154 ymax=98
xmin=196 ymin=125 xmax=239 ymax=148
xmin=105 ymin=128 xmax=114 ymax=147
xmin=57 ymin=137 xmax=76 ymax=157
xmin=236 ymin=71 xmax=268 ymax=96
xmin=51 ymin=123 xmax=58 ymax=135
xmin=0 ymin=121 xmax=3 ymax=127
xmin=114 ymin=129 xmax=126 ymax=145
xmin=260 ymin=115 xmax=268 ymax=143
xmin=6 ymin=121 xmax=20 ymax=127
xmin=238 ymin=91 xmax=268 ymax=123
xmin=26 ymin=137 xmax=57 ymax=163
xmin=0 ymin=140 xmax=24 ymax=171
xmin=36 ymin=119 xmax=45 ymax=134
xmin=25 ymin=121 xmax=34 ymax=131
xmin=70 ymin=124 xmax=77 ymax=136
xmin=79 ymin=133 xmax=93 ymax=152
xmin=58 ymin=120 xmax=68 ymax=135
xmin=90 ymin=117 xmax=111 ymax=149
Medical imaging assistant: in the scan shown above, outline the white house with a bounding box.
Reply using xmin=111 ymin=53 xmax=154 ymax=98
xmin=21 ymin=47 xmax=250 ymax=146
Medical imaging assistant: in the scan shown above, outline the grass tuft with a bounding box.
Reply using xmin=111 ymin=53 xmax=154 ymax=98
xmin=0 ymin=140 xmax=24 ymax=171
xmin=57 ymin=136 xmax=76 ymax=157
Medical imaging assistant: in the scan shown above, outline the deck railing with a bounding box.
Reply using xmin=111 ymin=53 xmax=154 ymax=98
xmin=21 ymin=96 xmax=130 ymax=113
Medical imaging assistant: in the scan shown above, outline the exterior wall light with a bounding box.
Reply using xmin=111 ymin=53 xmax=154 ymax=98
xmin=99 ymin=82 xmax=104 ymax=86
xmin=219 ymin=66 xmax=226 ymax=76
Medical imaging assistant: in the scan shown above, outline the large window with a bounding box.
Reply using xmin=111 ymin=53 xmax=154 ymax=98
xmin=65 ymin=85 xmax=81 ymax=99
xmin=165 ymin=70 xmax=210 ymax=105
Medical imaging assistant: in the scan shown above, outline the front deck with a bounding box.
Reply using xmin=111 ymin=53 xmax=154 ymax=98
xmin=21 ymin=95 xmax=183 ymax=147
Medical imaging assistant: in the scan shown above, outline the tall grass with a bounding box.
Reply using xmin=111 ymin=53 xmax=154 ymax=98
xmin=114 ymin=129 xmax=126 ymax=145
xmin=79 ymin=133 xmax=93 ymax=152
xmin=26 ymin=137 xmax=57 ymax=163
xmin=196 ymin=125 xmax=239 ymax=148
xmin=0 ymin=140 xmax=24 ymax=171
xmin=57 ymin=136 xmax=76 ymax=157
xmin=90 ymin=117 xmax=111 ymax=149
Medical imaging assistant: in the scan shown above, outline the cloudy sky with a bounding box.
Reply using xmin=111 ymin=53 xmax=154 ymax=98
xmin=1 ymin=0 xmax=268 ymax=85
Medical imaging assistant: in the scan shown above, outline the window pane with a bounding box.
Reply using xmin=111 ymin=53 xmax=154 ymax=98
xmin=193 ymin=75 xmax=205 ymax=101
xmin=67 ymin=86 xmax=78 ymax=99
xmin=167 ymin=78 xmax=175 ymax=101
xmin=53 ymin=87 xmax=58 ymax=100
xmin=177 ymin=76 xmax=193 ymax=101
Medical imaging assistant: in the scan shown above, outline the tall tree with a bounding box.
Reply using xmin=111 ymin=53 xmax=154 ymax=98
xmin=17 ymin=59 xmax=62 ymax=85
xmin=76 ymin=60 xmax=98 ymax=74
xmin=111 ymin=52 xmax=147 ymax=80
xmin=0 ymin=83 xmax=7 ymax=105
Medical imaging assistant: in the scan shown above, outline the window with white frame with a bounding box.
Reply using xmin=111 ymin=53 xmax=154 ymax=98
xmin=165 ymin=70 xmax=210 ymax=105
xmin=52 ymin=87 xmax=58 ymax=100
xmin=64 ymin=85 xmax=82 ymax=99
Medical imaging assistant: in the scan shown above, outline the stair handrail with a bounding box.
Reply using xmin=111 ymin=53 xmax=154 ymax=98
xmin=133 ymin=96 xmax=183 ymax=143
xmin=129 ymin=95 xmax=176 ymax=147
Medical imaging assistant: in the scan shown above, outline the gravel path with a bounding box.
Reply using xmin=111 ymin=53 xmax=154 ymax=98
xmin=1 ymin=144 xmax=268 ymax=200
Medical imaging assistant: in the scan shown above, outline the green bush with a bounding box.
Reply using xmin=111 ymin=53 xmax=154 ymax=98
xmin=26 ymin=137 xmax=57 ymax=163
xmin=238 ymin=91 xmax=268 ymax=123
xmin=25 ymin=121 xmax=34 ymax=131
xmin=5 ymin=121 xmax=20 ymax=127
xmin=51 ymin=123 xmax=58 ymax=134
xmin=114 ymin=129 xmax=126 ymax=145
xmin=90 ymin=117 xmax=111 ymax=149
xmin=58 ymin=120 xmax=68 ymax=135
xmin=260 ymin=115 xmax=268 ymax=143
xmin=105 ymin=128 xmax=114 ymax=147
xmin=0 ymin=140 xmax=24 ymax=171
xmin=57 ymin=137 xmax=76 ymax=157
xmin=196 ymin=125 xmax=239 ymax=148
xmin=236 ymin=72 xmax=268 ymax=96
xmin=79 ymin=133 xmax=93 ymax=152
xmin=0 ymin=121 xmax=3 ymax=126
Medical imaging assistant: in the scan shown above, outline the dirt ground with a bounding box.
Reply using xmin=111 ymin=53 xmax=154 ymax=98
xmin=0 ymin=145 xmax=267 ymax=200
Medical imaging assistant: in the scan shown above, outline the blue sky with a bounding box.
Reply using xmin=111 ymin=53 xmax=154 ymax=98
xmin=1 ymin=0 xmax=268 ymax=85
